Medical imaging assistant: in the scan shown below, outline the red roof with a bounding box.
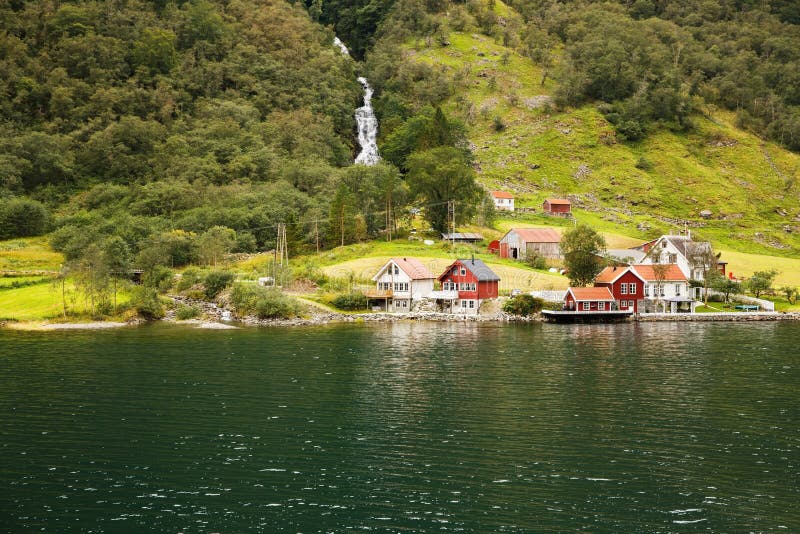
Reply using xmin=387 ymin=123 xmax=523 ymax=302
xmin=567 ymin=287 xmax=615 ymax=301
xmin=545 ymin=198 xmax=571 ymax=205
xmin=507 ymin=228 xmax=561 ymax=243
xmin=632 ymin=264 xmax=687 ymax=281
xmin=491 ymin=190 xmax=514 ymax=199
xmin=594 ymin=266 xmax=630 ymax=284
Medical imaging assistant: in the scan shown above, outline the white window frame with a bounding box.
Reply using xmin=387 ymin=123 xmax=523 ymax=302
xmin=620 ymin=283 xmax=628 ymax=295
xmin=582 ymin=302 xmax=590 ymax=311
xmin=628 ymin=283 xmax=637 ymax=295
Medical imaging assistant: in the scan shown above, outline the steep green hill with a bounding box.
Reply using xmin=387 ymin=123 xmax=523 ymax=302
xmin=400 ymin=16 xmax=800 ymax=257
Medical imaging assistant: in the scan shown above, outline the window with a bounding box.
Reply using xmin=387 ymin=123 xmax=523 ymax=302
xmin=599 ymin=302 xmax=605 ymax=311
xmin=582 ymin=302 xmax=590 ymax=311
xmin=628 ymin=283 xmax=637 ymax=295
xmin=621 ymin=283 xmax=628 ymax=295
xmin=644 ymin=285 xmax=650 ymax=297
xmin=460 ymin=268 xmax=466 ymax=276
xmin=668 ymin=253 xmax=677 ymax=263
xmin=469 ymin=300 xmax=475 ymax=309
xmin=675 ymin=284 xmax=681 ymax=296
xmin=461 ymin=300 xmax=467 ymax=308
xmin=393 ymin=265 xmax=399 ymax=275
xmin=620 ymin=300 xmax=628 ymax=309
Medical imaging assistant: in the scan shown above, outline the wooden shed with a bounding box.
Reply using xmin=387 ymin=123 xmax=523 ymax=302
xmin=499 ymin=228 xmax=562 ymax=260
xmin=542 ymin=198 xmax=571 ymax=216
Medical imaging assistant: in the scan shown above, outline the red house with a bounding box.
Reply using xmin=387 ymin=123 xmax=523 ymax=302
xmin=436 ymin=258 xmax=500 ymax=314
xmin=564 ymin=287 xmax=616 ymax=312
xmin=542 ymin=198 xmax=571 ymax=215
xmin=594 ymin=265 xmax=646 ymax=312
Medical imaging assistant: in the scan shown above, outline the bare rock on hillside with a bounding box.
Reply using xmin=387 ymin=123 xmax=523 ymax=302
xmin=573 ymin=164 xmax=591 ymax=180
xmin=523 ymin=95 xmax=552 ymax=110
xmin=699 ymin=209 xmax=713 ymax=219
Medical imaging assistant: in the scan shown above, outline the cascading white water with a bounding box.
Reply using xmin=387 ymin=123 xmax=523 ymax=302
xmin=333 ymin=38 xmax=381 ymax=166
xmin=353 ymin=77 xmax=380 ymax=165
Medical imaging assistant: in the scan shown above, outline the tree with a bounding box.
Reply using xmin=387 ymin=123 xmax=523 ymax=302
xmin=103 ymin=236 xmax=132 ymax=314
xmin=561 ymin=224 xmax=606 ymax=286
xmin=710 ymin=272 xmax=741 ymax=304
xmin=651 ymin=262 xmax=670 ymax=312
xmin=745 ymin=269 xmax=778 ymax=298
xmin=779 ymin=285 xmax=797 ymax=304
xmin=405 ymin=147 xmax=482 ymax=233
xmin=197 ymin=226 xmax=236 ymax=267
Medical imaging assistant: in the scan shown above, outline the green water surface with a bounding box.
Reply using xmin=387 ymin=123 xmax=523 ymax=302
xmin=1 ymin=321 xmax=798 ymax=532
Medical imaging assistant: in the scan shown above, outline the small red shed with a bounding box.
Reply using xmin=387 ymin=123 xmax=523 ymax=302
xmin=594 ymin=265 xmax=646 ymax=313
xmin=543 ymin=198 xmax=571 ymax=215
xmin=564 ymin=287 xmax=616 ymax=312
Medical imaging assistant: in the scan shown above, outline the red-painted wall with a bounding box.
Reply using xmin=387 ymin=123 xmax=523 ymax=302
xmin=543 ymin=201 xmax=571 ymax=213
xmin=440 ymin=261 xmax=499 ymax=300
xmin=595 ymin=271 xmax=644 ymax=312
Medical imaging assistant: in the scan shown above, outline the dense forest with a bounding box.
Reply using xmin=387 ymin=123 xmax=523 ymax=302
xmin=2 ymin=0 xmax=800 ymax=269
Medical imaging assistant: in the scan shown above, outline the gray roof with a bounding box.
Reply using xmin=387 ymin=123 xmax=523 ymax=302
xmin=441 ymin=232 xmax=484 ymax=241
xmin=606 ymin=249 xmax=646 ymax=264
xmin=458 ymin=258 xmax=500 ymax=281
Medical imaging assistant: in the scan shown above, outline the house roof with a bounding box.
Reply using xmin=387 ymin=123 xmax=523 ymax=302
xmin=594 ymin=266 xmax=630 ymax=284
xmin=441 ymin=232 xmax=484 ymax=241
xmin=439 ymin=258 xmax=500 ymax=282
xmin=594 ymin=265 xmax=646 ymax=284
xmin=373 ymin=257 xmax=435 ymax=281
xmin=491 ymin=190 xmax=514 ymax=199
xmin=544 ymin=198 xmax=571 ymax=205
xmin=604 ymin=249 xmax=646 ymax=264
xmin=567 ymin=287 xmax=615 ymax=301
xmin=506 ymin=228 xmax=561 ymax=243
xmin=632 ymin=264 xmax=687 ymax=281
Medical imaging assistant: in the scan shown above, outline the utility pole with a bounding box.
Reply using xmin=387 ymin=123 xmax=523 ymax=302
xmin=448 ymin=200 xmax=456 ymax=249
xmin=275 ymin=223 xmax=289 ymax=287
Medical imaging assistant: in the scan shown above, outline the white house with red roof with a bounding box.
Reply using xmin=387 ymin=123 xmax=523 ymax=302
xmin=368 ymin=258 xmax=435 ymax=312
xmin=490 ymin=190 xmax=515 ymax=211
xmin=499 ymin=227 xmax=562 ymax=260
xmin=631 ymin=264 xmax=695 ymax=313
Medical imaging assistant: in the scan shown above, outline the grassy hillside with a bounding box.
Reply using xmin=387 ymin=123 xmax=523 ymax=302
xmin=403 ymin=16 xmax=800 ymax=258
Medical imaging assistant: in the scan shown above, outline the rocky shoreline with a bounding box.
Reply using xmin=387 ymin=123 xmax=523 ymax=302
xmin=5 ymin=303 xmax=797 ymax=332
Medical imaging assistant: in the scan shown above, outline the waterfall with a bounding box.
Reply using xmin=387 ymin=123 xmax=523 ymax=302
xmin=333 ymin=38 xmax=381 ymax=166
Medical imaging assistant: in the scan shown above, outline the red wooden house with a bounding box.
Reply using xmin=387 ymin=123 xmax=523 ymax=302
xmin=436 ymin=258 xmax=500 ymax=314
xmin=542 ymin=198 xmax=571 ymax=215
xmin=564 ymin=287 xmax=616 ymax=312
xmin=594 ymin=265 xmax=646 ymax=312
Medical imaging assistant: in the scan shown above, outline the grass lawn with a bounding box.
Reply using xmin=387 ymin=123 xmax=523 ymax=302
xmin=0 ymin=279 xmax=133 ymax=322
xmin=0 ymin=237 xmax=63 ymax=273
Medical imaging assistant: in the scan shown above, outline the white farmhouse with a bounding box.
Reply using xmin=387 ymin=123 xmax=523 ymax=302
xmin=367 ymin=257 xmax=435 ymax=312
xmin=632 ymin=264 xmax=696 ymax=313
xmin=635 ymin=232 xmax=723 ymax=284
xmin=490 ymin=191 xmax=515 ymax=211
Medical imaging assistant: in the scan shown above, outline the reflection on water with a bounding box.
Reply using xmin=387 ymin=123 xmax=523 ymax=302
xmin=0 ymin=322 xmax=798 ymax=531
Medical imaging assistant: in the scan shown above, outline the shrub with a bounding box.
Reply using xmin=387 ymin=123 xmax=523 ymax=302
xmin=255 ymin=290 xmax=301 ymax=319
xmin=332 ymin=291 xmax=368 ymax=311
xmin=130 ymin=287 xmax=164 ymax=319
xmin=635 ymin=155 xmax=654 ymax=171
xmin=203 ymin=270 xmax=235 ymax=299
xmin=176 ymin=267 xmax=203 ymax=291
xmin=0 ymin=197 xmax=49 ymax=239
xmin=492 ymin=115 xmax=506 ymax=132
xmin=144 ymin=266 xmax=174 ymax=293
xmin=503 ymin=294 xmax=544 ymax=316
xmin=175 ymin=304 xmax=201 ymax=320
xmin=229 ymin=284 xmax=301 ymax=319
xmin=524 ymin=255 xmax=547 ymax=270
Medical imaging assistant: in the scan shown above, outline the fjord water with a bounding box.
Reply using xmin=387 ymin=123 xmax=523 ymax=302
xmin=1 ymin=322 xmax=797 ymax=532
